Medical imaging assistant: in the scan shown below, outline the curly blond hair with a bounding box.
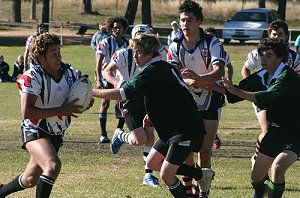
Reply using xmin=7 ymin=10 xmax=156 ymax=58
xmin=31 ymin=33 xmax=60 ymax=64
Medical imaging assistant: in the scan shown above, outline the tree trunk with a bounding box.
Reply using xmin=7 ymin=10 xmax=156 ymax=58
xmin=12 ymin=0 xmax=22 ymax=23
xmin=31 ymin=0 xmax=36 ymax=20
xmin=42 ymin=0 xmax=50 ymax=24
xmin=277 ymin=0 xmax=286 ymax=21
xmin=258 ymin=0 xmax=265 ymax=8
xmin=81 ymin=0 xmax=93 ymax=14
xmin=142 ymin=0 xmax=151 ymax=25
xmin=125 ymin=0 xmax=138 ymax=25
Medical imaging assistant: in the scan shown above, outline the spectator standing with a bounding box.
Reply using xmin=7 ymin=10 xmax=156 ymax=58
xmin=24 ymin=23 xmax=47 ymax=72
xmin=12 ymin=55 xmax=24 ymax=82
xmin=167 ymin=21 xmax=182 ymax=46
xmin=0 ymin=54 xmax=12 ymax=82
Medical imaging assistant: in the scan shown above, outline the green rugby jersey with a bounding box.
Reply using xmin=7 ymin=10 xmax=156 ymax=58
xmin=121 ymin=58 xmax=205 ymax=142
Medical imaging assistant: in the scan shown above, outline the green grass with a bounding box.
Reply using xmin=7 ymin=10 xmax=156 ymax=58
xmin=0 ymin=45 xmax=300 ymax=197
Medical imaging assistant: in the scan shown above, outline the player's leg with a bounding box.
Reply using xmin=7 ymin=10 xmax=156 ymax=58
xmin=268 ymin=150 xmax=298 ymax=197
xmin=251 ymin=152 xmax=273 ymax=198
xmin=196 ymin=108 xmax=220 ymax=198
xmin=252 ymin=107 xmax=269 ymax=170
xmin=142 ymin=127 xmax=159 ymax=187
xmin=99 ymin=99 xmax=110 ymax=143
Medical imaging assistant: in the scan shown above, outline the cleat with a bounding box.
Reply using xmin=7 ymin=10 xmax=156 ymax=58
xmin=199 ymin=168 xmax=215 ymax=198
xmin=99 ymin=135 xmax=110 ymax=143
xmin=143 ymin=174 xmax=160 ymax=187
xmin=213 ymin=134 xmax=221 ymax=149
xmin=110 ymin=128 xmax=124 ymax=154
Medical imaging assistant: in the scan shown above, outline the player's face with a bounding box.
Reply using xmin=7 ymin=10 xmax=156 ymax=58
xmin=269 ymin=28 xmax=288 ymax=41
xmin=179 ymin=12 xmax=201 ymax=37
xmin=259 ymin=49 xmax=282 ymax=72
xmin=39 ymin=45 xmax=62 ymax=76
xmin=133 ymin=46 xmax=153 ymax=67
xmin=112 ymin=22 xmax=124 ymax=39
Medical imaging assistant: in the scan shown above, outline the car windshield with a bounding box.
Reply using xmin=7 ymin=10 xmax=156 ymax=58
xmin=231 ymin=12 xmax=266 ymax=22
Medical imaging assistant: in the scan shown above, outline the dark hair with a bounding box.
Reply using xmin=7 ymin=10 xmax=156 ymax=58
xmin=31 ymin=33 xmax=61 ymax=64
xmin=179 ymin=0 xmax=203 ymax=22
xmin=105 ymin=16 xmax=129 ymax=32
xmin=130 ymin=34 xmax=160 ymax=56
xmin=268 ymin=20 xmax=289 ymax=37
xmin=257 ymin=38 xmax=288 ymax=59
xmin=204 ymin=27 xmax=217 ymax=37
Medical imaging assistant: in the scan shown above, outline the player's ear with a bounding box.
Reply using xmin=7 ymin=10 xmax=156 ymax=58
xmin=37 ymin=54 xmax=45 ymax=65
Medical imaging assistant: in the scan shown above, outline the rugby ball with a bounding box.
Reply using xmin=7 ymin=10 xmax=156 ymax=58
xmin=68 ymin=77 xmax=93 ymax=112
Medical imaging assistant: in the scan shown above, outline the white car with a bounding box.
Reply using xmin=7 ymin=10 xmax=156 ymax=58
xmin=222 ymin=8 xmax=280 ymax=43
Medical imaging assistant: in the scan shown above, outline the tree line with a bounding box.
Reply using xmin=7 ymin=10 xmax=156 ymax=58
xmin=11 ymin=0 xmax=287 ymax=25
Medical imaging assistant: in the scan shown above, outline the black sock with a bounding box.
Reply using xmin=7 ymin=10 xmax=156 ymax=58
xmin=251 ymin=180 xmax=266 ymax=197
xmin=176 ymin=164 xmax=203 ymax=181
xmin=0 ymin=174 xmax=25 ymax=197
xmin=167 ymin=178 xmax=188 ymax=198
xmin=36 ymin=175 xmax=55 ymax=198
xmin=117 ymin=118 xmax=125 ymax=129
xmin=99 ymin=113 xmax=107 ymax=136
xmin=268 ymin=180 xmax=285 ymax=198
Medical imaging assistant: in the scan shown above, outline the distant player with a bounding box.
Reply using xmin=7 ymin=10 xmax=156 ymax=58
xmin=103 ymin=24 xmax=159 ymax=187
xmin=95 ymin=16 xmax=129 ymax=143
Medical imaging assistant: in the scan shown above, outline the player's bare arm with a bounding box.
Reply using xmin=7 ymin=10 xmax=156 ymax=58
xmin=96 ymin=54 xmax=105 ymax=89
xmin=222 ymin=76 xmax=257 ymax=103
xmin=92 ymin=88 xmax=122 ymax=101
xmin=241 ymin=65 xmax=251 ymax=79
xmin=21 ymin=93 xmax=82 ymax=119
xmin=103 ymin=61 xmax=119 ymax=88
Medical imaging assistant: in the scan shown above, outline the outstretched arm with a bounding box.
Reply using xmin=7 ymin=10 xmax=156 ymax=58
xmin=222 ymin=77 xmax=257 ymax=103
xmin=92 ymin=88 xmax=122 ymax=101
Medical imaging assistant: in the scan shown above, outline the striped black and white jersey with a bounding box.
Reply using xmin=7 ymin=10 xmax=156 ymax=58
xmin=17 ymin=63 xmax=78 ymax=135
xmin=167 ymin=29 xmax=226 ymax=111
xmin=111 ymin=48 xmax=137 ymax=82
xmin=96 ymin=35 xmax=129 ymax=68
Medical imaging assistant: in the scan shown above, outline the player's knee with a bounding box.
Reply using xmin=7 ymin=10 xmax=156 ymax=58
xmin=43 ymin=159 xmax=62 ymax=178
xmin=22 ymin=175 xmax=40 ymax=188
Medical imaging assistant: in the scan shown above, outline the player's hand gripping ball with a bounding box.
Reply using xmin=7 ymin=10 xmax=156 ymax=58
xmin=68 ymin=77 xmax=93 ymax=113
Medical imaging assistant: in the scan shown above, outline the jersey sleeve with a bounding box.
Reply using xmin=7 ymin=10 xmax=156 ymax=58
xmin=254 ymin=70 xmax=290 ymax=105
xmin=111 ymin=49 xmax=127 ymax=70
xmin=16 ymin=71 xmax=41 ymax=96
xmin=167 ymin=42 xmax=180 ymax=64
xmin=244 ymin=49 xmax=260 ymax=71
xmin=291 ymin=52 xmax=300 ymax=77
xmin=96 ymin=38 xmax=108 ymax=55
xmin=209 ymin=37 xmax=226 ymax=65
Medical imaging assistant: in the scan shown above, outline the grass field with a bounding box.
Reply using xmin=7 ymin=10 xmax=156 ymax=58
xmin=0 ymin=44 xmax=300 ymax=198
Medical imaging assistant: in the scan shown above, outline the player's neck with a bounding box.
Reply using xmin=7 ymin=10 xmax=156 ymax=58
xmin=184 ymin=32 xmax=200 ymax=50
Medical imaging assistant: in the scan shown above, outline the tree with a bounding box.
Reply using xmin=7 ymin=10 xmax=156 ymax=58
xmin=12 ymin=0 xmax=22 ymax=23
xmin=277 ymin=0 xmax=286 ymax=21
xmin=142 ymin=0 xmax=151 ymax=25
xmin=258 ymin=0 xmax=265 ymax=8
xmin=42 ymin=0 xmax=50 ymax=24
xmin=125 ymin=0 xmax=138 ymax=25
xmin=81 ymin=0 xmax=93 ymax=14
